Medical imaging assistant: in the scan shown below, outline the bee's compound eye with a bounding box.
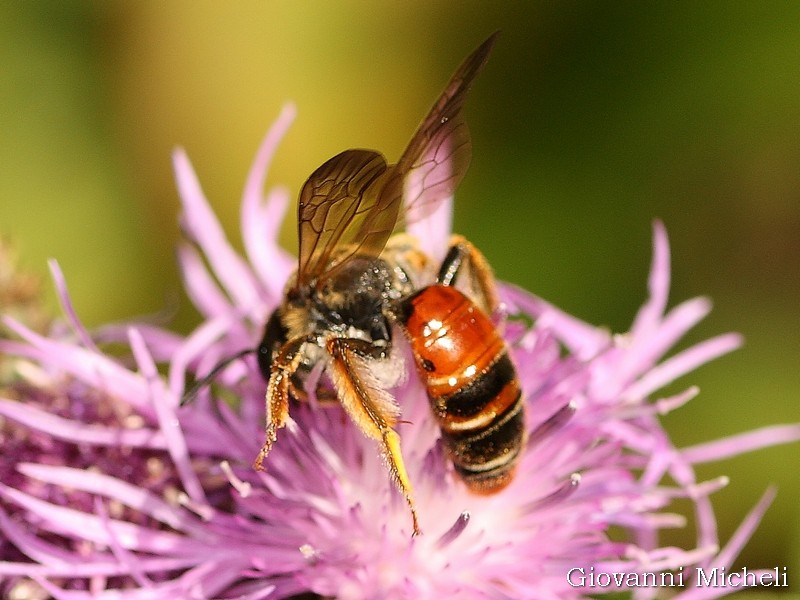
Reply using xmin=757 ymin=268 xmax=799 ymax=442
xmin=258 ymin=310 xmax=288 ymax=380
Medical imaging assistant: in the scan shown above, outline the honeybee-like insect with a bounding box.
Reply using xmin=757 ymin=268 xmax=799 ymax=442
xmin=253 ymin=32 xmax=525 ymax=535
xmin=195 ymin=32 xmax=525 ymax=536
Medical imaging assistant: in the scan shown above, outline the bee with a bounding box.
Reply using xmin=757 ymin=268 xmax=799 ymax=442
xmin=253 ymin=32 xmax=525 ymax=535
xmin=192 ymin=32 xmax=525 ymax=536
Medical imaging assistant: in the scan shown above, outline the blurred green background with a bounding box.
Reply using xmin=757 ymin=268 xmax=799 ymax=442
xmin=1 ymin=2 xmax=798 ymax=592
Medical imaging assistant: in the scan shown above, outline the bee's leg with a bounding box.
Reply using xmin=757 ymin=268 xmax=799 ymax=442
xmin=254 ymin=336 xmax=308 ymax=471
xmin=326 ymin=336 xmax=421 ymax=536
xmin=437 ymin=234 xmax=499 ymax=315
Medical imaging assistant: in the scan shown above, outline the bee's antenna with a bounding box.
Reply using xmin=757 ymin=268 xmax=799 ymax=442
xmin=180 ymin=348 xmax=256 ymax=406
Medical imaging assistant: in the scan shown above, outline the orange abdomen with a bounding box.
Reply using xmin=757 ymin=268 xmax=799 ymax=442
xmin=398 ymin=284 xmax=525 ymax=493
xmin=403 ymin=286 xmax=503 ymax=396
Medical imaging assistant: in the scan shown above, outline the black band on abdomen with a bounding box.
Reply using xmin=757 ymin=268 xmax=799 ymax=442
xmin=436 ymin=353 xmax=515 ymax=419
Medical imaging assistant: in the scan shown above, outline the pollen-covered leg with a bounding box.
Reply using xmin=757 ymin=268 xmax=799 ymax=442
xmin=438 ymin=234 xmax=499 ymax=316
xmin=254 ymin=337 xmax=306 ymax=471
xmin=326 ymin=336 xmax=421 ymax=536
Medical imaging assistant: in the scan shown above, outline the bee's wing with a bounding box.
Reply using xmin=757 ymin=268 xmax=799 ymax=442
xmin=296 ymin=149 xmax=391 ymax=287
xmin=295 ymin=32 xmax=498 ymax=289
xmin=376 ymin=31 xmax=498 ymax=231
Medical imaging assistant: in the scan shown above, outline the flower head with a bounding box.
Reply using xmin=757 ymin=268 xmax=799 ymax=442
xmin=1 ymin=105 xmax=799 ymax=599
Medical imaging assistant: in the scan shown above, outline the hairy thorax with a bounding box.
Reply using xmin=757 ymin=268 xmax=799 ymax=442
xmin=259 ymin=238 xmax=431 ymax=399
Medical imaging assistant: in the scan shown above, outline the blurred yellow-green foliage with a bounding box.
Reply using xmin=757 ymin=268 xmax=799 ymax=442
xmin=1 ymin=2 xmax=798 ymax=592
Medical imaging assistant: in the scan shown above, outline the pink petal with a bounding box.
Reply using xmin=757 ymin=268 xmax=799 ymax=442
xmin=672 ymin=488 xmax=776 ymax=600
xmin=241 ymin=104 xmax=296 ymax=211
xmin=611 ymin=297 xmax=713 ymax=397
xmin=2 ymin=317 xmax=151 ymax=413
xmin=681 ymin=424 xmax=800 ymax=464
xmin=712 ymin=486 xmax=777 ymax=570
xmin=17 ymin=463 xmax=196 ymax=533
xmin=166 ymin=313 xmax=241 ymax=398
xmin=128 ymin=328 xmax=206 ymax=505
xmin=173 ymin=148 xmax=261 ymax=314
xmin=630 ymin=220 xmax=671 ymax=337
xmin=93 ymin=497 xmax=153 ymax=589
xmin=0 ymin=397 xmax=165 ymax=449
xmin=0 ymin=555 xmax=196 ymax=578
xmin=0 ymin=484 xmax=199 ymax=555
xmin=500 ymin=283 xmax=610 ymax=359
xmin=0 ymin=505 xmax=89 ymax=567
xmin=94 ymin=323 xmax=185 ymax=362
xmin=243 ymin=186 xmax=295 ymax=300
xmin=668 ymin=453 xmax=720 ymax=555
xmin=623 ymin=333 xmax=742 ymax=401
xmin=176 ymin=244 xmax=233 ymax=319
xmin=47 ymin=259 xmax=98 ymax=352
xmin=241 ymin=104 xmax=297 ymax=297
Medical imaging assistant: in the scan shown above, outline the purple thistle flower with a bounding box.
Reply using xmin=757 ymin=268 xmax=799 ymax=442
xmin=1 ymin=104 xmax=799 ymax=600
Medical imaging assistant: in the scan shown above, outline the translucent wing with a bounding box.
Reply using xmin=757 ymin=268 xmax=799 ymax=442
xmin=296 ymin=149 xmax=389 ymax=287
xmin=295 ymin=32 xmax=498 ymax=289
xmin=367 ymin=31 xmax=499 ymax=233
